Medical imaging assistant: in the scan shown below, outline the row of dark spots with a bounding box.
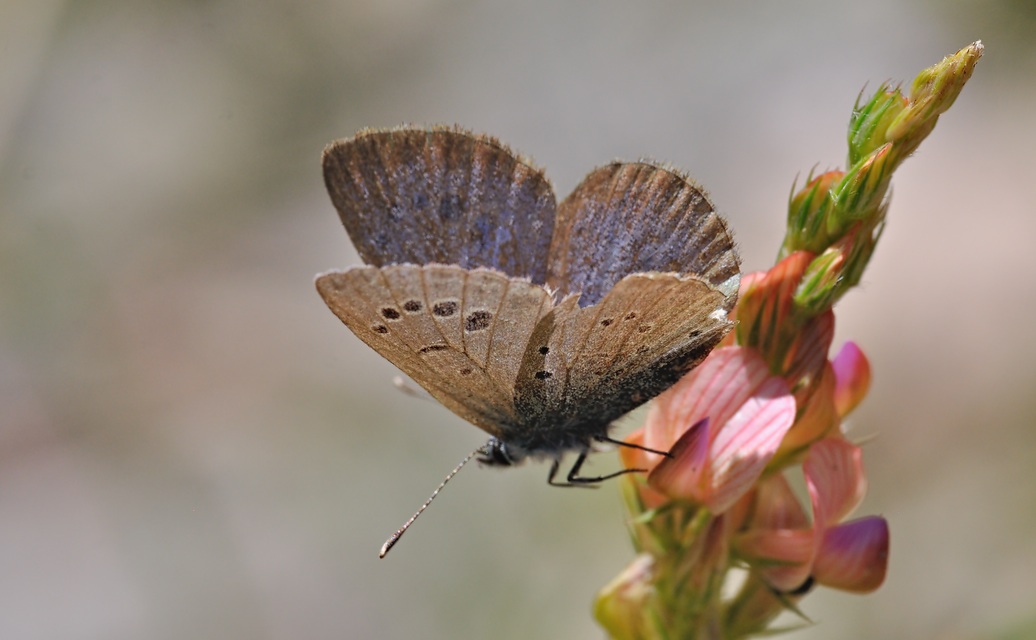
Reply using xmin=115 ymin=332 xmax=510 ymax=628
xmin=598 ymin=312 xmax=652 ymax=333
xmin=381 ymin=299 xmax=425 ymax=320
xmin=374 ymin=299 xmax=494 ymax=335
xmin=378 ymin=300 xmax=460 ymax=320
xmin=380 ymin=299 xmax=492 ymax=325
xmin=599 ymin=311 xmax=639 ymax=328
xmin=373 ymin=301 xmax=416 ymax=333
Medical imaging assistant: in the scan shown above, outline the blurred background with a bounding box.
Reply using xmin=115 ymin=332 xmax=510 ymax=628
xmin=2 ymin=1 xmax=1034 ymax=638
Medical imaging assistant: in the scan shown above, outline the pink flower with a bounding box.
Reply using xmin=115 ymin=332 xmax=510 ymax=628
xmin=734 ymin=437 xmax=889 ymax=593
xmin=625 ymin=346 xmax=797 ymax=514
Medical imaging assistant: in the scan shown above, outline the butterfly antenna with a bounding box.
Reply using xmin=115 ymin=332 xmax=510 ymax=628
xmin=379 ymin=444 xmax=487 ymax=558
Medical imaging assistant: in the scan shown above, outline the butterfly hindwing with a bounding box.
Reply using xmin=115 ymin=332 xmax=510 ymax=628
xmin=514 ymin=273 xmax=731 ymax=440
xmin=322 ymin=127 xmax=557 ymax=283
xmin=316 ymin=264 xmax=554 ymax=437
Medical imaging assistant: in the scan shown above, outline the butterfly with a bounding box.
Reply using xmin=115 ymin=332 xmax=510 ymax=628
xmin=315 ymin=126 xmax=740 ymax=553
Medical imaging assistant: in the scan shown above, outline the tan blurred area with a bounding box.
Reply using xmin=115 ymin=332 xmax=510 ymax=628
xmin=2 ymin=1 xmax=1034 ymax=638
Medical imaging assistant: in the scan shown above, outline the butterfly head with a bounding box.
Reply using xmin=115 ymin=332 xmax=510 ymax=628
xmin=477 ymin=437 xmax=526 ymax=467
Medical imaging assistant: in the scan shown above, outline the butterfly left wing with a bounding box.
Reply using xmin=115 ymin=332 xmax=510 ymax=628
xmin=322 ymin=127 xmax=557 ymax=283
xmin=514 ymin=272 xmax=732 ymax=433
xmin=317 ymin=264 xmax=554 ymax=437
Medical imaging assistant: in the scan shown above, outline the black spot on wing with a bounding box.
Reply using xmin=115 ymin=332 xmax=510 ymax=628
xmin=433 ymin=300 xmax=459 ymax=317
xmin=465 ymin=310 xmax=493 ymax=331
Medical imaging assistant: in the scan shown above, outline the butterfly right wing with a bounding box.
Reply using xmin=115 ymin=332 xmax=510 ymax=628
xmin=546 ymin=162 xmax=740 ymax=308
xmin=316 ymin=264 xmax=554 ymax=438
xmin=514 ymin=272 xmax=732 ymax=435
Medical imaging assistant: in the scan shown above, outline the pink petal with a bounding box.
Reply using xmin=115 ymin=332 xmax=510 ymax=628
xmin=738 ymin=271 xmax=768 ymax=293
xmin=705 ymin=376 xmax=796 ymax=513
xmin=735 ymin=528 xmax=816 ymax=593
xmin=648 ymin=417 xmax=711 ymax=501
xmin=783 ymin=311 xmax=835 ymax=388
xmin=812 ymin=516 xmax=889 ymax=593
xmin=736 ymin=476 xmax=815 ymax=592
xmin=778 ymin=363 xmax=838 ymax=454
xmin=643 ymin=347 xmax=776 ymax=455
xmin=750 ymin=474 xmax=810 ymax=530
xmin=734 ymin=252 xmax=814 ymax=350
xmin=831 ymin=341 xmax=872 ymax=417
xmin=804 ymin=438 xmax=867 ymax=527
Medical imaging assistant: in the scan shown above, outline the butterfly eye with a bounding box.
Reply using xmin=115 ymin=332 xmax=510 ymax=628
xmin=372 ymin=324 xmax=389 ymax=334
xmin=600 ymin=318 xmax=614 ymax=327
xmin=402 ymin=299 xmax=423 ymax=312
xmin=534 ymin=371 xmax=553 ymax=380
xmin=538 ymin=346 xmax=549 ymax=355
xmin=381 ymin=307 xmax=402 ymax=320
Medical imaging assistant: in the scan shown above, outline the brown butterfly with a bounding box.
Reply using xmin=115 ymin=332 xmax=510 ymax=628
xmin=316 ymin=126 xmax=740 ymax=554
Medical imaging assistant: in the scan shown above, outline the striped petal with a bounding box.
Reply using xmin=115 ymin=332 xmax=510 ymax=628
xmin=647 ymin=348 xmax=796 ymax=513
xmin=647 ymin=417 xmax=712 ymax=503
xmin=706 ymin=377 xmax=796 ymax=512
xmin=805 ymin=437 xmax=867 ymax=526
xmin=735 ymin=528 xmax=816 ymax=592
xmin=831 ymin=341 xmax=871 ymax=417
xmin=643 ymin=347 xmax=777 ymax=456
xmin=735 ymin=474 xmax=815 ymax=591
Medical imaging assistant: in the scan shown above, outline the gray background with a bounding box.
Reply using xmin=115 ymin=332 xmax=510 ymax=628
xmin=2 ymin=1 xmax=1034 ymax=638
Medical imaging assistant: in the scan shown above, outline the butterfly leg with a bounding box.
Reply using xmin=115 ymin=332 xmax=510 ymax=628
xmin=547 ymin=451 xmax=643 ymax=487
xmin=594 ymin=434 xmax=674 ymax=459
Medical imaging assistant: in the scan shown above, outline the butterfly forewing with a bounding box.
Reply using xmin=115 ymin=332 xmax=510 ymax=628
xmin=316 ymin=265 xmax=554 ymax=437
xmin=323 ymin=128 xmax=557 ymax=283
xmin=547 ymin=162 xmax=740 ymax=308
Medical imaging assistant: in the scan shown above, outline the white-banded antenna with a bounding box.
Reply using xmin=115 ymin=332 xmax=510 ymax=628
xmin=379 ymin=444 xmax=486 ymax=558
